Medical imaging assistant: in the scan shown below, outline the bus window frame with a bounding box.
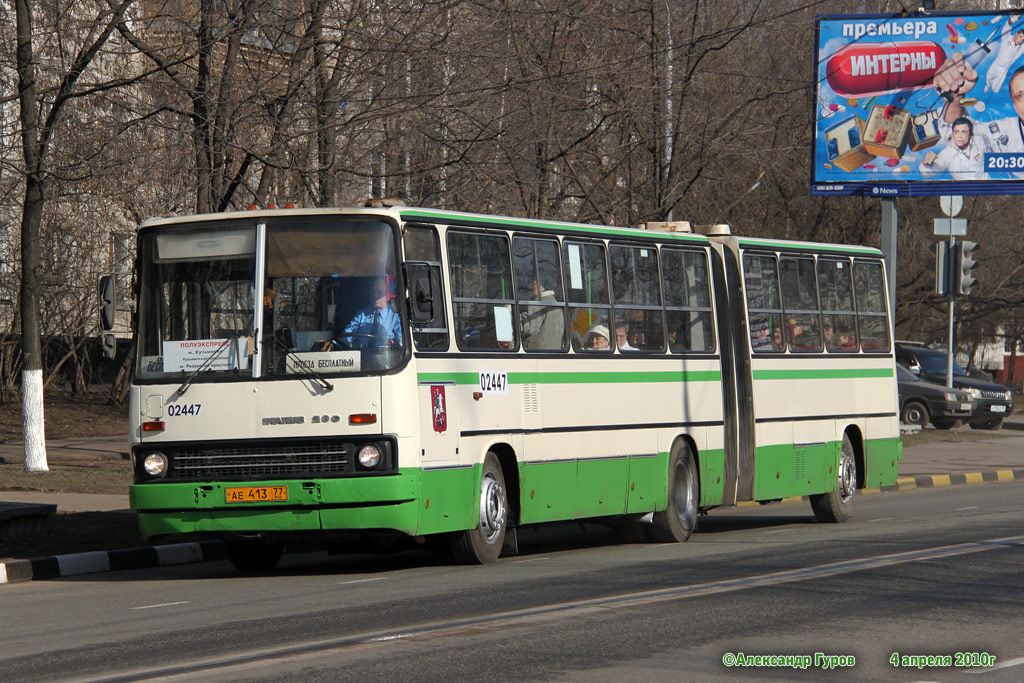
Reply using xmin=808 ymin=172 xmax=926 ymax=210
xmin=608 ymin=240 xmax=667 ymax=353
xmin=661 ymin=245 xmax=717 ymax=355
xmin=447 ymin=228 xmax=518 ymax=352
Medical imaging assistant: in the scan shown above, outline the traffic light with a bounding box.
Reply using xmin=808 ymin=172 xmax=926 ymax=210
xmin=955 ymin=240 xmax=979 ymax=296
xmin=102 ymin=333 xmax=116 ymax=360
xmin=929 ymin=241 xmax=950 ymax=295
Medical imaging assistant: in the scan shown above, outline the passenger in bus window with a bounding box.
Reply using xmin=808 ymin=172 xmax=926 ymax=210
xmin=615 ymin=322 xmax=637 ymax=351
xmin=342 ymin=278 xmax=402 ymax=349
xmin=836 ymin=328 xmax=857 ymax=351
xmin=521 ymin=278 xmax=564 ymax=350
xmin=584 ymin=324 xmax=610 ymax=350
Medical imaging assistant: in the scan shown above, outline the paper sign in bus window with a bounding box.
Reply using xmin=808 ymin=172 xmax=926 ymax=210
xmin=163 ymin=339 xmax=248 ymax=373
xmin=493 ymin=305 xmax=514 ymax=343
xmin=568 ymin=244 xmax=583 ymax=290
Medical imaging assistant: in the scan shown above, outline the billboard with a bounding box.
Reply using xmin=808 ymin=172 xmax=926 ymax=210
xmin=812 ymin=11 xmax=1024 ymax=197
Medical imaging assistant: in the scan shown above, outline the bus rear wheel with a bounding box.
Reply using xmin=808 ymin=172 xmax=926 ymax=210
xmin=810 ymin=434 xmax=856 ymax=523
xmin=226 ymin=539 xmax=284 ymax=572
xmin=651 ymin=441 xmax=699 ymax=542
xmin=450 ymin=453 xmax=507 ymax=564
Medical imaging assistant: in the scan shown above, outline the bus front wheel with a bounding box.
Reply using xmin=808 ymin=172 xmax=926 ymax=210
xmin=651 ymin=441 xmax=698 ymax=542
xmin=450 ymin=453 xmax=507 ymax=563
xmin=811 ymin=434 xmax=856 ymax=523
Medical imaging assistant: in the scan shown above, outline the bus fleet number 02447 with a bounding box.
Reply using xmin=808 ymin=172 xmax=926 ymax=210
xmin=479 ymin=370 xmax=508 ymax=395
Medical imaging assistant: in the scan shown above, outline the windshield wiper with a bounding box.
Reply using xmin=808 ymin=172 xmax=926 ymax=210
xmin=271 ymin=334 xmax=334 ymax=392
xmin=175 ymin=339 xmax=234 ymax=397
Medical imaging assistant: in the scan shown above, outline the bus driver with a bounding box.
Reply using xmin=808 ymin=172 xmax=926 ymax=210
xmin=342 ymin=278 xmax=402 ymax=349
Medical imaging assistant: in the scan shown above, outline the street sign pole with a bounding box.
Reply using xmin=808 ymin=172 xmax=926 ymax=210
xmin=947 ymin=235 xmax=955 ymax=388
xmin=940 ymin=196 xmax=961 ymax=389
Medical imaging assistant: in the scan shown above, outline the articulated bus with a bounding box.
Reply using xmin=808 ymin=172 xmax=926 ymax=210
xmin=125 ymin=205 xmax=902 ymax=570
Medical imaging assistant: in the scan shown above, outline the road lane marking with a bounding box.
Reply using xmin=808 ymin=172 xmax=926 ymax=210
xmin=965 ymin=655 xmax=1024 ymax=674
xmin=510 ymin=557 xmax=551 ymax=563
xmin=764 ymin=529 xmax=793 ymax=534
xmin=868 ymin=517 xmax=894 ymax=522
xmin=337 ymin=578 xmax=385 ymax=585
xmin=130 ymin=601 xmax=190 ymax=611
xmin=956 ymin=507 xmax=979 ymax=511
xmin=69 ymin=533 xmax=1024 ymax=683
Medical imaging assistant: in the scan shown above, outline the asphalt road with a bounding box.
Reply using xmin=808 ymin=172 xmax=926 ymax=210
xmin=2 ymin=482 xmax=1023 ymax=682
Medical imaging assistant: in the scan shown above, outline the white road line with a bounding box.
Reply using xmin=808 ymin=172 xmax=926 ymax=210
xmin=510 ymin=557 xmax=550 ymax=563
xmin=956 ymin=506 xmax=980 ymax=511
xmin=338 ymin=577 xmax=385 ymax=585
xmin=130 ymin=601 xmax=191 ymax=610
xmin=868 ymin=517 xmax=894 ymax=522
xmin=764 ymin=529 xmax=793 ymax=534
xmin=965 ymin=655 xmax=1024 ymax=674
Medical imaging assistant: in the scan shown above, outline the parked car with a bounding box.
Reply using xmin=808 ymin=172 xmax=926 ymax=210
xmin=895 ymin=343 xmax=1015 ymax=430
xmin=896 ymin=363 xmax=974 ymax=429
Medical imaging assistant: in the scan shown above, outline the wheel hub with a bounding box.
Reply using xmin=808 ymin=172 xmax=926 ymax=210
xmin=838 ymin=451 xmax=856 ymax=503
xmin=479 ymin=474 xmax=506 ymax=543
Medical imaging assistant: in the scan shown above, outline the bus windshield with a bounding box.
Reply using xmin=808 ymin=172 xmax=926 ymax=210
xmin=136 ymin=218 xmax=404 ymax=382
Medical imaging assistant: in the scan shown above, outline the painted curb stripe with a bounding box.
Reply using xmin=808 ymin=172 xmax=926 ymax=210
xmin=0 ymin=541 xmax=225 ymax=585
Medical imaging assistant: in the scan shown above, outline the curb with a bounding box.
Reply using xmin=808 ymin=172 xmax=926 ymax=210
xmin=0 ymin=541 xmax=225 ymax=585
xmin=873 ymin=469 xmax=1024 ymax=493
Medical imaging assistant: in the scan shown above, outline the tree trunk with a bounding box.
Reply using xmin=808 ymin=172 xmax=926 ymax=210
xmin=16 ymin=0 xmax=47 ymax=472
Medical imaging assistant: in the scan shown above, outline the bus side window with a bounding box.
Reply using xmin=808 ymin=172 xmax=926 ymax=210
xmin=662 ymin=248 xmax=715 ymax=353
xmin=743 ymin=253 xmax=784 ymax=352
xmin=853 ymin=260 xmax=890 ymax=352
xmin=563 ymin=240 xmax=611 ymax=352
xmin=405 ymin=225 xmax=449 ymax=351
xmin=779 ymin=256 xmax=822 ymax=352
xmin=610 ymin=243 xmax=664 ymax=352
xmin=448 ymin=231 xmax=516 ymax=350
xmin=514 ymin=236 xmax=567 ymax=351
xmin=817 ymin=257 xmax=857 ymax=352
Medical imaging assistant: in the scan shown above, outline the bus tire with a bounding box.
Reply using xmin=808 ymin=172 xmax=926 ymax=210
xmin=226 ymin=539 xmax=284 ymax=572
xmin=651 ymin=441 xmax=698 ymax=543
xmin=810 ymin=434 xmax=856 ymax=523
xmin=450 ymin=453 xmax=507 ymax=564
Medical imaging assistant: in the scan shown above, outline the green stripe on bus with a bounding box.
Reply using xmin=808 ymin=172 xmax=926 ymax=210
xmin=400 ymin=209 xmax=707 ymax=243
xmin=418 ymin=370 xmax=722 ymax=385
xmin=752 ymin=367 xmax=893 ymax=380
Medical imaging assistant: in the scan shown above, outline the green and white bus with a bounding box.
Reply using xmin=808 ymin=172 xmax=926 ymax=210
xmin=126 ymin=205 xmax=902 ymax=570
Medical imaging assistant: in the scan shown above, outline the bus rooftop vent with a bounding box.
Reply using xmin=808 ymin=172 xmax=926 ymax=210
xmin=639 ymin=221 xmax=692 ymax=233
xmin=699 ymin=223 xmax=732 ymax=236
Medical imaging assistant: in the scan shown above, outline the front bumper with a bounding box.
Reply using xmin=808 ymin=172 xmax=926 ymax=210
xmin=927 ymin=398 xmax=973 ymax=420
xmin=970 ymin=400 xmax=1014 ymax=422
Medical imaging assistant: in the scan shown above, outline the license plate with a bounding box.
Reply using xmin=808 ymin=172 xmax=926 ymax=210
xmin=225 ymin=486 xmax=288 ymax=503
xmin=960 ymin=403 xmax=972 ymax=411
xmin=991 ymin=405 xmax=1007 ymax=413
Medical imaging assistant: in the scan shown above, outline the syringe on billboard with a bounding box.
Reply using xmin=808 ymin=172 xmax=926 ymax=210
xmin=812 ymin=11 xmax=1024 ymax=197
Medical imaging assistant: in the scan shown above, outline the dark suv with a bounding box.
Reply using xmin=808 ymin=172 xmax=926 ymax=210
xmin=895 ymin=343 xmax=1014 ymax=430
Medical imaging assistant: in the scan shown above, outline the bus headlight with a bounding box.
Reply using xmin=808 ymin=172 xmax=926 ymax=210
xmin=143 ymin=452 xmax=168 ymax=477
xmin=357 ymin=444 xmax=382 ymax=469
